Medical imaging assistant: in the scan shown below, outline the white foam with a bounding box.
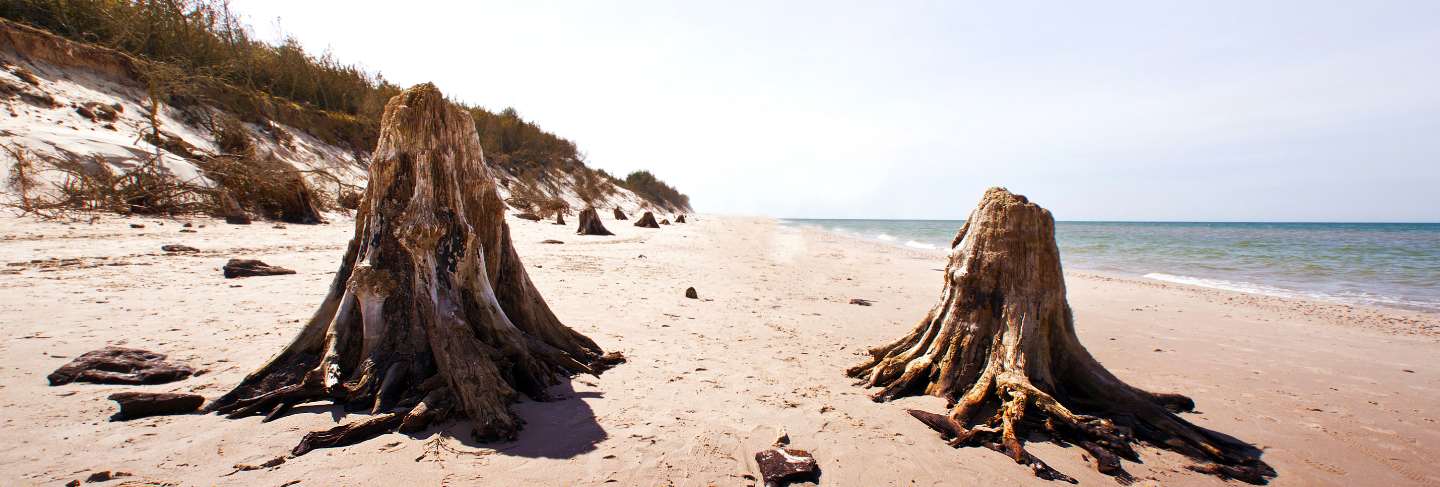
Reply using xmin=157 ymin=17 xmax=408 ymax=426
xmin=904 ymin=240 xmax=937 ymax=250
xmin=876 ymin=233 xmax=896 ymax=241
xmin=1143 ymin=273 xmax=1440 ymax=311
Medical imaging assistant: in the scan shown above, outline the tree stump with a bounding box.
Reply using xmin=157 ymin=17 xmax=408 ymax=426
xmin=220 ymin=190 xmax=251 ymax=225
xmin=847 ymin=188 xmax=1274 ymax=484
xmin=576 ymin=208 xmax=613 ymax=236
xmin=634 ymin=211 xmax=660 ymax=228
xmin=613 ymin=207 xmax=628 ymax=220
xmin=206 ymin=84 xmax=620 ymax=453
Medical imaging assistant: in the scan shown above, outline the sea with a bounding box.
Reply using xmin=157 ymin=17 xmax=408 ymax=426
xmin=780 ymin=219 xmax=1440 ymax=312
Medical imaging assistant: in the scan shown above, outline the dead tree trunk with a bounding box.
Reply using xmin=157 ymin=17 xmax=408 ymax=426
xmin=206 ymin=84 xmax=621 ymax=453
xmin=613 ymin=207 xmax=628 ymax=220
xmin=847 ymin=188 xmax=1273 ymax=484
xmin=575 ymin=207 xmax=613 ymax=236
xmin=634 ymin=211 xmax=660 ymax=228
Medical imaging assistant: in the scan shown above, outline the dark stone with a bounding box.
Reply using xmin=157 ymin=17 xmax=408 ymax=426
xmin=108 ymin=392 xmax=204 ymax=420
xmin=48 ymin=347 xmax=194 ymax=386
xmin=755 ymin=447 xmax=820 ymax=486
xmin=223 ymin=259 xmax=296 ymax=278
xmin=685 ymin=287 xmax=698 ymax=299
xmin=161 ymin=244 xmax=199 ymax=253
xmin=849 ymin=298 xmax=873 ymax=306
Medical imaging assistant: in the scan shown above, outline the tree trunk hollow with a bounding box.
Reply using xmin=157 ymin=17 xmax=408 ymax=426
xmin=206 ymin=84 xmax=619 ymax=454
xmin=847 ymin=188 xmax=1274 ymax=484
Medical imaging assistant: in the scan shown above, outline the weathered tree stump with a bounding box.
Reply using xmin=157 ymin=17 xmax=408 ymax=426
xmin=634 ymin=211 xmax=660 ymax=228
xmin=847 ymin=188 xmax=1274 ymax=484
xmin=48 ymin=347 xmax=194 ymax=385
xmin=576 ymin=208 xmax=613 ymax=236
xmin=613 ymin=207 xmax=628 ymax=220
xmin=108 ymin=392 xmax=204 ymax=420
xmin=220 ymin=190 xmax=251 ymax=225
xmin=205 ymin=84 xmax=619 ymax=455
xmin=222 ymin=259 xmax=296 ymax=278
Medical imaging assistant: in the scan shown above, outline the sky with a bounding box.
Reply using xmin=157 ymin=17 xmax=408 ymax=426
xmin=232 ymin=0 xmax=1440 ymax=222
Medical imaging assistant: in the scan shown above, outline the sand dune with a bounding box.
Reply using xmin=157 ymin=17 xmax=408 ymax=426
xmin=0 ymin=214 xmax=1436 ymax=486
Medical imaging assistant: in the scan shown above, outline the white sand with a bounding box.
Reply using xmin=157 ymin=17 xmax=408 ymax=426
xmin=1 ymin=213 xmax=1437 ymax=486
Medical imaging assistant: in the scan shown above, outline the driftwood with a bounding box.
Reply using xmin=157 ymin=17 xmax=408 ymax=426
xmin=222 ymin=259 xmax=295 ymax=278
xmin=205 ymin=84 xmax=619 ymax=455
xmin=848 ymin=188 xmax=1274 ymax=484
xmin=613 ymin=207 xmax=628 ymax=220
xmin=108 ymin=392 xmax=204 ymax=420
xmin=634 ymin=211 xmax=660 ymax=228
xmin=48 ymin=347 xmax=194 ymax=385
xmin=575 ymin=207 xmax=614 ymax=236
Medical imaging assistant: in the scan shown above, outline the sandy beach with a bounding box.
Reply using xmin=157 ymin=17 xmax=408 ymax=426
xmin=1 ymin=213 xmax=1438 ymax=486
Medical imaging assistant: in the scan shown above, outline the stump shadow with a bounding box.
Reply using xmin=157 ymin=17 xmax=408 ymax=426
xmin=426 ymin=380 xmax=607 ymax=459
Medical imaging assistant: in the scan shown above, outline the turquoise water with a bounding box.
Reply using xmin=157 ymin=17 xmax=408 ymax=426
xmin=781 ymin=219 xmax=1440 ymax=312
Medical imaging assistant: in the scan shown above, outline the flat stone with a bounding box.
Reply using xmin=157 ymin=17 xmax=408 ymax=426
xmin=755 ymin=447 xmax=820 ymax=486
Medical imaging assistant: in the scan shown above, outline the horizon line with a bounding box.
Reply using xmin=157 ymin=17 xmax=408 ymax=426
xmin=778 ymin=217 xmax=1440 ymax=225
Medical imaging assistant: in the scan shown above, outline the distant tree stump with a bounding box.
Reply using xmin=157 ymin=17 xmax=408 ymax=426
xmin=206 ymin=84 xmax=621 ymax=454
xmin=848 ymin=188 xmax=1274 ymax=484
xmin=634 ymin=211 xmax=660 ymax=228
xmin=576 ymin=207 xmax=614 ymax=236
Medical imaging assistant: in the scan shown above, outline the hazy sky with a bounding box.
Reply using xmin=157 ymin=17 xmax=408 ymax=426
xmin=233 ymin=1 xmax=1439 ymax=222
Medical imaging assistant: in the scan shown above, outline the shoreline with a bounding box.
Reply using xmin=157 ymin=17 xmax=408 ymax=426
xmin=784 ymin=220 xmax=1440 ymax=335
xmin=1 ymin=213 xmax=1437 ymax=486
